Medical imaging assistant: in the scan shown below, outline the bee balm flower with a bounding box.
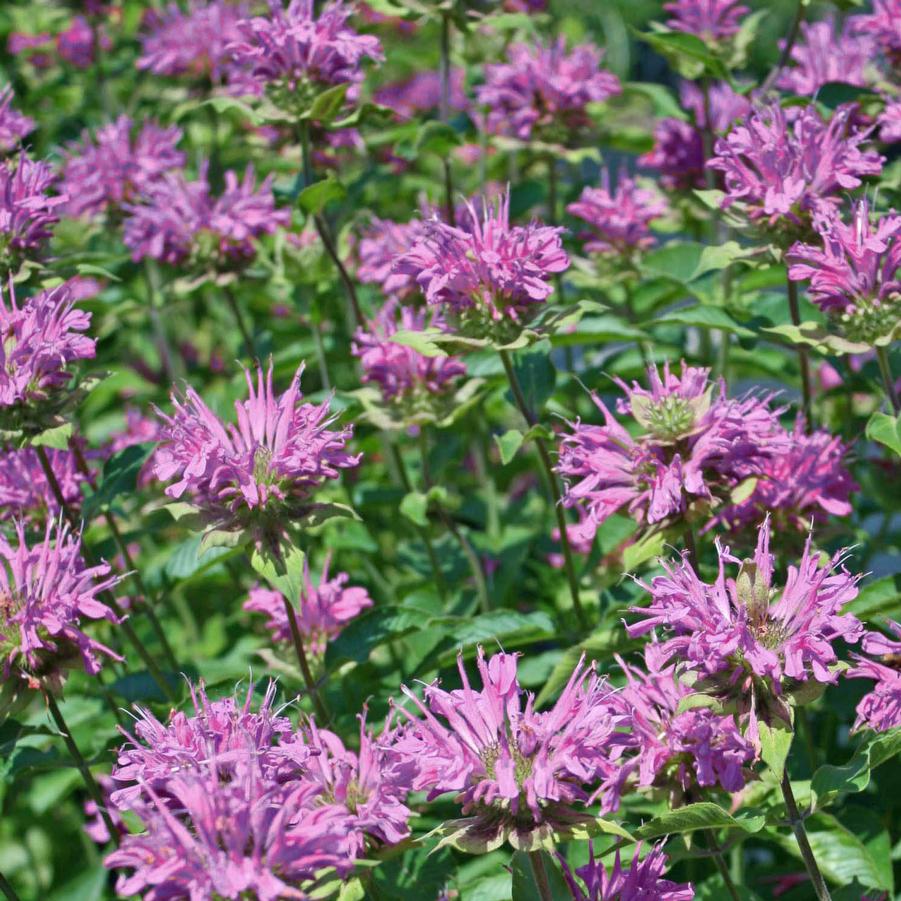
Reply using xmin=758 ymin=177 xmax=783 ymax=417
xmin=847 ymin=623 xmax=901 ymax=733
xmin=663 ymin=0 xmax=747 ymax=41
xmin=0 ymin=86 xmax=34 ymax=155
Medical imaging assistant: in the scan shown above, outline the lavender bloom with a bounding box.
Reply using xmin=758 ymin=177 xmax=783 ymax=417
xmin=477 ymin=38 xmax=620 ymax=141
xmin=559 ymin=843 xmax=694 ymax=901
xmin=352 ymin=302 xmax=467 ymax=405
xmin=153 ymin=362 xmax=360 ymax=543
xmin=56 ymin=16 xmax=107 ymax=68
xmin=0 ymin=281 xmax=96 ymax=434
xmin=0 ymin=447 xmax=87 ymax=522
xmin=355 ymin=216 xmax=425 ymax=299
xmin=557 ymin=363 xmax=787 ymax=547
xmin=852 ymin=0 xmax=901 ymax=69
xmin=567 ymin=170 xmax=667 ymax=258
xmin=393 ymin=648 xmax=626 ymax=844
xmin=628 ymin=519 xmax=863 ymax=740
xmin=0 ymin=519 xmax=121 ymax=686
xmin=878 ymin=99 xmax=901 ymax=143
xmin=776 ymin=18 xmax=874 ymax=97
xmin=786 ymin=200 xmax=901 ymax=344
xmin=84 ymin=776 xmax=125 ymax=845
xmin=0 ymin=157 xmax=66 ymax=261
xmin=123 ymin=163 xmax=289 ymax=266
xmin=848 ymin=623 xmax=901 ymax=732
xmin=61 ymin=116 xmax=184 ymax=219
xmin=374 ymin=68 xmax=467 ymax=119
xmin=244 ymin=553 xmax=372 ymax=657
xmin=138 ymin=0 xmax=248 ymax=82
xmin=708 ymin=103 xmax=884 ymax=237
xmin=229 ymin=0 xmax=383 ymax=112
xmin=0 ymin=87 xmax=34 ymax=155
xmin=396 ymin=189 xmax=569 ymax=333
xmin=663 ymin=0 xmax=747 ymax=41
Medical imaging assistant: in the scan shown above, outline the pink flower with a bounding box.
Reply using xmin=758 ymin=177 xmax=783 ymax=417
xmin=567 ymin=170 xmax=667 ymax=257
xmin=878 ymin=99 xmax=901 ymax=143
xmin=476 ymin=38 xmax=620 ymax=141
xmin=776 ymin=18 xmax=874 ymax=97
xmin=354 ymin=216 xmax=425 ymax=299
xmin=0 ymin=519 xmax=121 ymax=686
xmin=153 ymin=362 xmax=360 ymax=543
xmin=244 ymin=553 xmax=371 ymax=656
xmin=375 ymin=68 xmax=467 ymax=119
xmin=559 ymin=843 xmax=695 ymax=901
xmin=848 ymin=622 xmax=901 ymax=732
xmin=56 ymin=16 xmax=109 ymax=68
xmin=396 ymin=188 xmax=568 ymax=329
xmin=708 ymin=103 xmax=884 ymax=235
xmin=0 ymin=87 xmax=34 ymax=155
xmin=393 ymin=648 xmax=626 ymax=842
xmin=0 ymin=447 xmax=87 ymax=522
xmin=663 ymin=0 xmax=747 ymax=41
xmin=61 ymin=116 xmax=185 ymax=219
xmin=786 ymin=199 xmax=901 ymax=343
xmin=557 ymin=362 xmax=788 ymax=546
xmin=7 ymin=33 xmax=54 ymax=69
xmin=628 ymin=519 xmax=863 ymax=740
xmin=0 ymin=157 xmax=66 ymax=260
xmin=106 ymin=406 xmax=164 ymax=487
xmin=0 ymin=280 xmax=96 ymax=434
xmin=123 ymin=163 xmax=289 ymax=266
xmin=851 ymin=0 xmax=901 ymax=69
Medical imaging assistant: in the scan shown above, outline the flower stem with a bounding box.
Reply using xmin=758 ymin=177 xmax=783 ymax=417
xmin=528 ymin=851 xmax=554 ymax=901
xmin=786 ymin=277 xmax=813 ymax=431
xmin=704 ymin=830 xmax=741 ymax=901
xmin=0 ymin=872 xmax=21 ymax=901
xmin=683 ymin=526 xmax=699 ymax=570
xmin=297 ymin=119 xmax=365 ymax=328
xmin=762 ymin=0 xmax=806 ymax=93
xmin=223 ymin=285 xmax=257 ymax=362
xmin=499 ymin=349 xmax=587 ymax=629
xmin=875 ymin=345 xmax=900 ymax=414
xmin=439 ymin=13 xmax=456 ymax=227
xmin=33 ymin=445 xmax=177 ymax=703
xmin=781 ymin=771 xmax=832 ymax=901
xmin=43 ymin=689 xmax=119 ymax=847
xmin=279 ymin=595 xmax=330 ymax=724
xmin=143 ymin=259 xmax=180 ymax=382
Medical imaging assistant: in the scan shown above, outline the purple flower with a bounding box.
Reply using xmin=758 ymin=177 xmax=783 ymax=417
xmin=476 ymin=38 xmax=620 ymax=141
xmin=392 ymin=648 xmax=626 ymax=845
xmin=776 ymin=18 xmax=874 ymax=97
xmin=848 ymin=622 xmax=901 ymax=732
xmin=352 ymin=301 xmax=467 ymax=406
xmin=61 ymin=116 xmax=185 ymax=219
xmin=0 ymin=447 xmax=87 ymax=522
xmin=123 ymin=163 xmax=289 ymax=266
xmin=0 ymin=280 xmax=96 ymax=434
xmin=559 ymin=843 xmax=694 ymax=901
xmin=786 ymin=199 xmax=901 ymax=343
xmin=663 ymin=0 xmax=747 ymax=41
xmin=708 ymin=103 xmax=883 ymax=237
xmin=395 ymin=189 xmax=569 ymax=332
xmin=0 ymin=518 xmax=121 ymax=686
xmin=0 ymin=87 xmax=34 ymax=156
xmin=229 ymin=0 xmax=383 ymax=112
xmin=628 ymin=519 xmax=863 ymax=740
xmin=567 ymin=170 xmax=667 ymax=258
xmin=878 ymin=99 xmax=901 ymax=143
xmin=153 ymin=362 xmax=360 ymax=543
xmin=56 ymin=16 xmax=108 ymax=68
xmin=84 ymin=776 xmax=125 ymax=845
xmin=374 ymin=68 xmax=467 ymax=119
xmin=557 ymin=363 xmax=788 ymax=546
xmin=852 ymin=0 xmax=901 ymax=69
xmin=354 ymin=216 xmax=425 ymax=299
xmin=138 ymin=0 xmax=248 ymax=82
xmin=244 ymin=552 xmax=371 ymax=657
xmin=0 ymin=157 xmax=66 ymax=261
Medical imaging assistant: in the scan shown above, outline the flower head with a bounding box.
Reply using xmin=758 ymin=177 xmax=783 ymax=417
xmin=878 ymin=99 xmax=901 ymax=144
xmin=852 ymin=0 xmax=901 ymax=69
xmin=628 ymin=519 xmax=863 ymax=739
xmin=708 ymin=103 xmax=883 ymax=237
xmin=559 ymin=843 xmax=694 ymax=901
xmin=0 ymin=447 xmax=87 ymax=522
xmin=0 ymin=87 xmax=34 ymax=156
xmin=776 ymin=18 xmax=874 ymax=97
xmin=786 ymin=199 xmax=901 ymax=344
xmin=0 ymin=519 xmax=121 ymax=687
xmin=374 ymin=68 xmax=467 ymax=119
xmin=56 ymin=16 xmax=108 ymax=68
xmin=476 ymin=38 xmax=620 ymax=141
xmin=848 ymin=623 xmax=901 ymax=732
xmin=0 ymin=157 xmax=66 ymax=262
xmin=395 ymin=189 xmax=568 ymax=337
xmin=153 ymin=362 xmax=360 ymax=544
xmin=244 ymin=553 xmax=371 ymax=657
xmin=62 ymin=116 xmax=185 ymax=219
xmin=354 ymin=216 xmax=426 ymax=299
xmin=229 ymin=0 xmax=383 ymax=114
xmin=663 ymin=0 xmax=747 ymax=41
xmin=393 ymin=648 xmax=625 ymax=846
xmin=557 ymin=362 xmax=787 ymax=546
xmin=0 ymin=280 xmax=96 ymax=435
xmin=567 ymin=170 xmax=667 ymax=258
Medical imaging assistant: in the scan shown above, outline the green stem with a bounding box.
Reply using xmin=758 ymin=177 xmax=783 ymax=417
xmin=0 ymin=870 xmax=22 ymax=901
xmin=143 ymin=260 xmax=180 ymax=382
xmin=439 ymin=13 xmax=456 ymax=227
xmin=875 ymin=345 xmax=900 ymax=414
xmin=762 ymin=0 xmax=806 ymax=93
xmin=44 ymin=690 xmax=119 ymax=846
xmin=223 ymin=285 xmax=256 ymax=361
xmin=528 ymin=851 xmax=554 ymax=901
xmin=705 ymin=830 xmax=741 ymax=901
xmin=781 ymin=771 xmax=832 ymax=901
xmin=787 ymin=277 xmax=813 ymax=431
xmin=280 ymin=595 xmax=330 ymax=724
xmin=499 ymin=350 xmax=587 ymax=629
xmin=683 ymin=526 xmax=699 ymax=571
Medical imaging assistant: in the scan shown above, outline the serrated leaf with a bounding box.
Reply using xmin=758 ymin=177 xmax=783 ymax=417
xmin=31 ymin=422 xmax=73 ymax=451
xmin=164 ymin=535 xmax=235 ymax=581
xmin=763 ymin=322 xmax=869 ymax=355
xmin=400 ymin=491 xmax=430 ymax=527
xmin=325 ymin=604 xmax=431 ymax=670
xmin=308 ymin=83 xmax=350 ymax=123
xmin=495 ymin=429 xmax=524 ymax=465
xmin=390 ymin=328 xmax=446 ymax=358
xmin=298 ymin=173 xmax=346 ymax=215
xmin=622 ymin=530 xmax=665 ymax=572
xmin=414 ymin=120 xmax=462 ymax=156
xmin=82 ymin=443 xmax=154 ymax=518
xmin=651 ymin=305 xmax=756 ymax=338
xmin=811 ymin=727 xmax=901 ymax=809
xmin=865 ymin=412 xmax=901 ymax=456
xmin=250 ymin=542 xmax=306 ymax=600
xmin=848 ymin=574 xmax=901 ymax=619
xmin=633 ymin=802 xmax=766 ymax=840
xmin=637 ymin=28 xmax=728 ymax=80
xmin=675 ymin=693 xmax=724 ymax=715
xmin=758 ymin=719 xmax=794 ymax=781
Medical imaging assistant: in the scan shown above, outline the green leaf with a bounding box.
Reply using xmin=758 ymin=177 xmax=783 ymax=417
xmin=758 ymin=719 xmax=794 ymax=781
xmin=811 ymin=727 xmax=901 ymax=809
xmin=75 ymin=262 xmax=121 ymax=282
xmin=729 ymin=477 xmax=758 ymax=505
xmin=848 ymin=574 xmax=901 ymax=619
xmin=325 ymin=604 xmax=432 ymax=669
xmin=651 ymin=305 xmax=756 ymax=338
xmin=495 ymin=429 xmax=524 ymax=465
xmin=633 ymin=802 xmax=766 ymax=840
xmin=510 ymin=851 xmax=571 ymax=901
xmin=82 ymin=443 xmax=154 ymax=518
xmin=298 ymin=173 xmax=347 ymax=215
xmin=414 ymin=120 xmax=462 ymax=156
xmin=622 ymin=530 xmax=665 ymax=572
xmin=816 ymin=82 xmax=880 ymax=110
xmin=390 ymin=328 xmax=446 ymax=358
xmin=164 ymin=534 xmax=235 ymax=582
xmin=400 ymin=491 xmax=430 ymax=527
xmin=308 ymin=83 xmax=350 ymax=123
xmin=641 ymin=241 xmax=705 ymax=283
xmin=865 ymin=412 xmax=901 ymax=456
xmin=637 ymin=28 xmax=729 ymax=80
xmin=691 ymin=241 xmax=760 ymax=280
xmin=30 ymin=422 xmax=73 ymax=451
xmin=508 ymin=343 xmax=556 ymax=419
xmin=621 ymin=81 xmax=687 ymax=120
xmin=763 ymin=321 xmax=870 ymax=355
xmin=250 ymin=542 xmax=306 ymax=600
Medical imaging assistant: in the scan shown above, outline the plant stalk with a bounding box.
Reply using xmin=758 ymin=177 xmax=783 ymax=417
xmin=439 ymin=13 xmax=456 ymax=227
xmin=0 ymin=871 xmax=22 ymax=901
xmin=781 ymin=771 xmax=832 ymax=901
xmin=279 ymin=595 xmax=330 ymax=724
xmin=528 ymin=851 xmax=554 ymax=901
xmin=875 ymin=345 xmax=900 ymax=414
xmin=704 ymin=830 xmax=741 ymax=901
xmin=762 ymin=0 xmax=806 ymax=93
xmin=223 ymin=285 xmax=257 ymax=361
xmin=786 ymin=277 xmax=813 ymax=431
